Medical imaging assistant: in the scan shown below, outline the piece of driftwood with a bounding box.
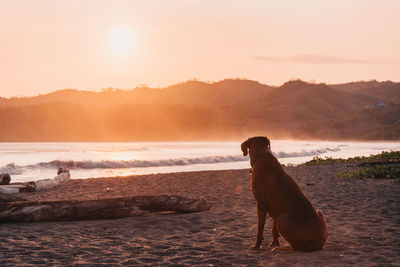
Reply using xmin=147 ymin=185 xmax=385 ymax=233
xmin=0 ymin=185 xmax=27 ymax=195
xmin=0 ymin=194 xmax=26 ymax=203
xmin=0 ymin=174 xmax=11 ymax=185
xmin=0 ymin=195 xmax=212 ymax=223
xmin=34 ymin=171 xmax=70 ymax=191
xmin=0 ymin=172 xmax=70 ymax=195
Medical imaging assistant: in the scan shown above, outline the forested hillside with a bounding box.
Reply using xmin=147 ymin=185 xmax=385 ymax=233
xmin=0 ymin=79 xmax=398 ymax=141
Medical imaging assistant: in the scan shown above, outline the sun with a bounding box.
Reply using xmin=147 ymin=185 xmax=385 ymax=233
xmin=109 ymin=27 xmax=135 ymax=55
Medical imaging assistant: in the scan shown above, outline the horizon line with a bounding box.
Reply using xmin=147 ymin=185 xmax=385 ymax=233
xmin=1 ymin=77 xmax=398 ymax=99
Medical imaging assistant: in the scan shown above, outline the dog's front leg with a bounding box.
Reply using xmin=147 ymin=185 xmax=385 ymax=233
xmin=250 ymin=202 xmax=267 ymax=250
xmin=269 ymin=219 xmax=280 ymax=247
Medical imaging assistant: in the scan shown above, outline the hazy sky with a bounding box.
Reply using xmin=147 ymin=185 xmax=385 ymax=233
xmin=1 ymin=0 xmax=399 ymax=97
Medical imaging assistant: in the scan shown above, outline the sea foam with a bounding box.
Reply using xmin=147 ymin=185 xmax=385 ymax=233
xmin=0 ymin=146 xmax=341 ymax=171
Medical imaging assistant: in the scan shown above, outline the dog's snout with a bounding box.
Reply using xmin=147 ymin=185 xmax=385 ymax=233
xmin=241 ymin=140 xmax=249 ymax=156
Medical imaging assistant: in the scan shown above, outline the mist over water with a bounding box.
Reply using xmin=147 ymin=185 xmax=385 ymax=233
xmin=0 ymin=141 xmax=399 ymax=182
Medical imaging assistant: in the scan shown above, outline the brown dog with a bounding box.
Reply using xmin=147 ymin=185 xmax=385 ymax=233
xmin=241 ymin=137 xmax=328 ymax=252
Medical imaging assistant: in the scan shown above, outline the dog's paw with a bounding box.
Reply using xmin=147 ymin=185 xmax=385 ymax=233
xmin=271 ymin=246 xmax=292 ymax=252
xmin=249 ymin=243 xmax=262 ymax=250
xmin=268 ymin=240 xmax=280 ymax=248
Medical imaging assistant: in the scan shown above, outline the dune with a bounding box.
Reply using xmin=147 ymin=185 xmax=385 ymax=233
xmin=0 ymin=165 xmax=399 ymax=266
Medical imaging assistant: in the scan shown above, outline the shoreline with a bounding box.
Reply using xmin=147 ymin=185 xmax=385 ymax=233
xmin=3 ymin=140 xmax=400 ymax=183
xmin=1 ymin=165 xmax=400 ymax=266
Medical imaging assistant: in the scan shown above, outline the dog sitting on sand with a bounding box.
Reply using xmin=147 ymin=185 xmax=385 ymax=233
xmin=241 ymin=137 xmax=328 ymax=252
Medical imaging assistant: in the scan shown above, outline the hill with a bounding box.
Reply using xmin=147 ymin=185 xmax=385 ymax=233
xmin=0 ymin=79 xmax=399 ymax=141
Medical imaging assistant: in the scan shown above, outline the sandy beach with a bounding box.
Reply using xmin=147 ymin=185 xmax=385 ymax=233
xmin=1 ymin=164 xmax=399 ymax=266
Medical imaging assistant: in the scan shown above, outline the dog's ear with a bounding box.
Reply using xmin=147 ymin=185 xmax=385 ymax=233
xmin=241 ymin=139 xmax=250 ymax=156
xmin=264 ymin=137 xmax=271 ymax=150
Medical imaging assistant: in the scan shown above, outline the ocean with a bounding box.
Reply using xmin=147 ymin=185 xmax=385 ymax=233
xmin=1 ymin=141 xmax=399 ymax=183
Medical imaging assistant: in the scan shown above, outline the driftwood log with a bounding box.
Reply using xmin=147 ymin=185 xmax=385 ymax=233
xmin=34 ymin=171 xmax=70 ymax=191
xmin=0 ymin=172 xmax=70 ymax=195
xmin=0 ymin=194 xmax=26 ymax=203
xmin=0 ymin=174 xmax=11 ymax=185
xmin=0 ymin=195 xmax=212 ymax=223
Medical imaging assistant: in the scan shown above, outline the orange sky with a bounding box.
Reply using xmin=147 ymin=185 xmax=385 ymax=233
xmin=0 ymin=0 xmax=399 ymax=97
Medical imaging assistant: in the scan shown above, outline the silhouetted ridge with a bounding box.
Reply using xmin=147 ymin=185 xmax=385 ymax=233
xmin=0 ymin=79 xmax=398 ymax=141
xmin=280 ymin=80 xmax=312 ymax=90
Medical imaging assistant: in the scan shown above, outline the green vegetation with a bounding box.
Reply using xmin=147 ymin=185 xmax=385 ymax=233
xmin=302 ymin=151 xmax=400 ymax=166
xmin=302 ymin=151 xmax=400 ymax=179
xmin=337 ymin=163 xmax=400 ymax=179
xmin=302 ymin=156 xmax=347 ymax=166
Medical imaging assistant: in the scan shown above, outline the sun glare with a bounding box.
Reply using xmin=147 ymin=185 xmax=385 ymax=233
xmin=109 ymin=27 xmax=135 ymax=55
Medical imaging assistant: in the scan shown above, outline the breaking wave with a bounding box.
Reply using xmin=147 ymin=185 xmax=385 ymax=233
xmin=0 ymin=146 xmax=341 ymax=172
xmin=35 ymin=155 xmax=248 ymax=169
xmin=0 ymin=163 xmax=24 ymax=175
xmin=275 ymin=147 xmax=341 ymax=158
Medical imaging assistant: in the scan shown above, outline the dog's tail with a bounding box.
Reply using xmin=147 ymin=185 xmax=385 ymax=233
xmin=317 ymin=210 xmax=328 ymax=246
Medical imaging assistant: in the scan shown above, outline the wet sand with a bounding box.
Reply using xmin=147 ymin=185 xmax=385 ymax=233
xmin=1 ymin=164 xmax=399 ymax=266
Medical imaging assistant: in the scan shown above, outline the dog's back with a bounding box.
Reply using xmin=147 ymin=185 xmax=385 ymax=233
xmin=252 ymin=152 xmax=317 ymax=220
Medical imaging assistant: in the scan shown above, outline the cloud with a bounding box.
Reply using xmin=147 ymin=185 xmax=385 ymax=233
xmin=251 ymin=54 xmax=377 ymax=64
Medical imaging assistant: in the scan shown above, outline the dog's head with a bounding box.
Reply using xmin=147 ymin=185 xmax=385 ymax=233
xmin=241 ymin=136 xmax=271 ymax=157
